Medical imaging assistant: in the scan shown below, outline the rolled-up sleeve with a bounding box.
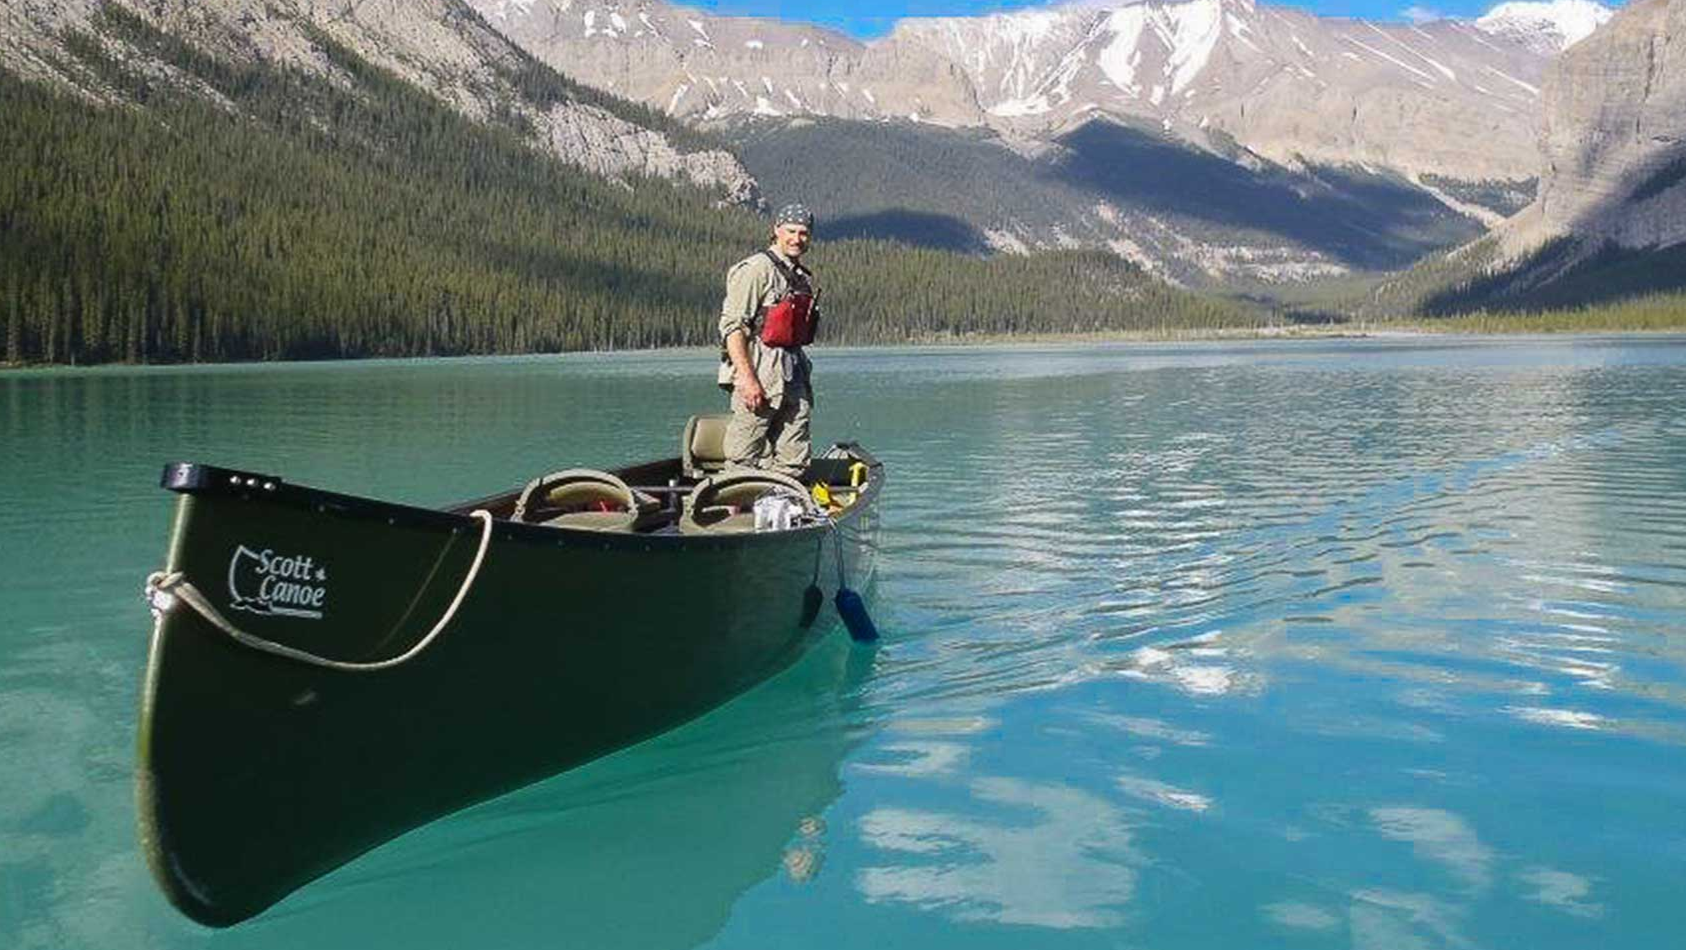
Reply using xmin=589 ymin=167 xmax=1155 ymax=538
xmin=719 ymin=258 xmax=768 ymax=341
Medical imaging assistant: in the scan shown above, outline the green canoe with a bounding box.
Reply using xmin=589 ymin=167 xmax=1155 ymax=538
xmin=136 ymin=420 xmax=882 ymax=926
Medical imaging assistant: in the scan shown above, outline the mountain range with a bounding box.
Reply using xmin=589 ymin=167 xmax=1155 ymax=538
xmin=3 ymin=0 xmax=1682 ymax=332
xmin=470 ymin=0 xmax=1634 ymax=284
xmin=475 ymin=0 xmax=1602 ymax=184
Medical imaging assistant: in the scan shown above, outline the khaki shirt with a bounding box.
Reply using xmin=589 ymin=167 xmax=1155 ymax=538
xmin=717 ymin=249 xmax=814 ymax=405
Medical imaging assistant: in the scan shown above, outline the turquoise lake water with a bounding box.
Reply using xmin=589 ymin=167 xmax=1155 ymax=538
xmin=3 ymin=338 xmax=1685 ymax=948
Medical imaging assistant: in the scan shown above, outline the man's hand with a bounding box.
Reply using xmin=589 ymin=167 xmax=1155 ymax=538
xmin=725 ymin=330 xmax=766 ymax=411
xmin=735 ymin=369 xmax=767 ymax=412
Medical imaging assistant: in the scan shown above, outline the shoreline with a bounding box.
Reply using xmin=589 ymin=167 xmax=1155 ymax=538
xmin=901 ymin=320 xmax=1686 ymax=346
xmin=6 ymin=323 xmax=1686 ymax=372
xmin=903 ymin=325 xmax=1419 ymax=346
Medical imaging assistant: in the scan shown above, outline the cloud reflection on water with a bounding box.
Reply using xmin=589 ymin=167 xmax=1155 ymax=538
xmin=1369 ymin=808 xmax=1494 ymax=893
xmin=857 ymin=778 xmax=1137 ymax=929
xmin=1502 ymin=705 xmax=1607 ymax=730
xmin=852 ymin=740 xmax=972 ymax=777
xmin=1114 ymin=774 xmax=1213 ymax=813
xmin=1347 ymin=890 xmax=1472 ymax=950
xmin=1263 ymin=900 xmax=1341 ymax=931
xmin=1516 ymin=867 xmax=1603 ymax=919
xmin=856 ymin=345 xmax=1686 ymax=947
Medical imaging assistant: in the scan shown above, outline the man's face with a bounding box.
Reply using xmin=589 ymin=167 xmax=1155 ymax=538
xmin=773 ymin=223 xmax=811 ymax=259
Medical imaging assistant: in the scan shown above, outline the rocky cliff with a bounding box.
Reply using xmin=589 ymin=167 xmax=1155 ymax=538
xmin=1502 ymin=0 xmax=1686 ymax=255
xmin=1361 ymin=0 xmax=1684 ymax=315
xmin=0 ymin=0 xmax=759 ymax=202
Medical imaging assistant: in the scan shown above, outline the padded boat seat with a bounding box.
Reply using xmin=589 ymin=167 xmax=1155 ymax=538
xmin=680 ymin=470 xmax=812 ymax=534
xmin=682 ymin=414 xmax=732 ymax=479
xmin=513 ymin=469 xmax=658 ymax=532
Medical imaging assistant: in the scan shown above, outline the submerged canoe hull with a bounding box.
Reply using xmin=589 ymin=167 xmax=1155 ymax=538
xmin=137 ymin=456 xmax=879 ymax=926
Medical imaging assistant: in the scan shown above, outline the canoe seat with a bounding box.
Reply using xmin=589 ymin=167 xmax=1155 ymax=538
xmin=682 ymin=414 xmax=732 ymax=479
xmin=680 ymin=470 xmax=812 ymax=534
xmin=513 ymin=469 xmax=658 ymax=532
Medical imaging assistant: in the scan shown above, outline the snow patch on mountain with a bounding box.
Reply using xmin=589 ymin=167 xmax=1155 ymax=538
xmin=1476 ymin=0 xmax=1613 ymax=51
xmin=1097 ymin=9 xmax=1150 ymax=96
xmin=1093 ymin=0 xmax=1225 ymax=97
xmin=1164 ymin=0 xmax=1225 ymax=92
xmin=484 ymin=0 xmax=539 ymax=22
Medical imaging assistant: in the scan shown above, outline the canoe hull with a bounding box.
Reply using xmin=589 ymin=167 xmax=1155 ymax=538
xmin=136 ymin=457 xmax=879 ymax=926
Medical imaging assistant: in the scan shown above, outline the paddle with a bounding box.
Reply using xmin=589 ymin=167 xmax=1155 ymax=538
xmin=835 ymin=586 xmax=878 ymax=643
xmin=830 ymin=527 xmax=878 ymax=642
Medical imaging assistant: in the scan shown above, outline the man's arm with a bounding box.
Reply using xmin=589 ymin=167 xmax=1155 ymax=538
xmin=724 ymin=330 xmax=765 ymax=411
xmin=720 ymin=258 xmax=770 ymax=411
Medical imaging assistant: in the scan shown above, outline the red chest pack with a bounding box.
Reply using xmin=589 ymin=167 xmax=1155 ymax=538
xmin=757 ymin=251 xmax=819 ymax=348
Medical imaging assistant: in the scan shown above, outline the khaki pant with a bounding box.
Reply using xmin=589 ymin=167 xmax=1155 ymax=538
xmin=724 ymin=385 xmax=812 ymax=477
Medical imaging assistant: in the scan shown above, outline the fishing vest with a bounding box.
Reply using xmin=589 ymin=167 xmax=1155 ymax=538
xmin=755 ymin=250 xmax=818 ymax=349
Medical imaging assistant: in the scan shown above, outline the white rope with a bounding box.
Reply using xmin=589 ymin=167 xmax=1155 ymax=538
xmin=143 ymin=510 xmax=495 ymax=672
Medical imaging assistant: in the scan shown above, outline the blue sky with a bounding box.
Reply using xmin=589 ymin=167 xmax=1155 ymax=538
xmin=674 ymin=0 xmax=1533 ymax=38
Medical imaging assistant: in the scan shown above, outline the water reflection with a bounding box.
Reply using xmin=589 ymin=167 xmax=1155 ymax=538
xmin=858 ymin=778 xmax=1137 ymax=929
xmin=1114 ymin=774 xmax=1213 ymax=813
xmin=1346 ymin=890 xmax=1470 ymax=950
xmin=1369 ymin=808 xmax=1494 ymax=892
xmin=1246 ymin=800 xmax=1612 ymax=948
xmin=1263 ymin=900 xmax=1341 ymax=931
xmin=833 ymin=339 xmax=1686 ymax=947
xmin=247 ymin=637 xmax=874 ymax=948
xmin=0 ymin=615 xmax=161 ymax=950
xmin=6 ymin=341 xmax=1686 ymax=949
xmin=1111 ymin=637 xmax=1257 ymax=696
xmin=1516 ymin=867 xmax=1603 ymax=919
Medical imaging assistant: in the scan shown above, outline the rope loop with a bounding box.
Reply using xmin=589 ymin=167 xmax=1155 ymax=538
xmin=142 ymin=510 xmax=495 ymax=672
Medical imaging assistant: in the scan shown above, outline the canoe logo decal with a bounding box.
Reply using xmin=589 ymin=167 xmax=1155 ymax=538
xmin=226 ymin=546 xmax=330 ymax=620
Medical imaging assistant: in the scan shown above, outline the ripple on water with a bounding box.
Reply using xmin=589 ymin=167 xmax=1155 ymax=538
xmin=7 ymin=343 xmax=1686 ymax=948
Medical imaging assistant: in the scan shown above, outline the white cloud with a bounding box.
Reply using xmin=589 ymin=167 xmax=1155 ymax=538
xmin=1401 ymin=5 xmax=1445 ymax=22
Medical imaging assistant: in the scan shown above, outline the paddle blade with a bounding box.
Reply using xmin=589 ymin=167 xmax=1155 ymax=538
xmin=798 ymin=583 xmax=824 ymax=628
xmin=834 ymin=587 xmax=878 ymax=643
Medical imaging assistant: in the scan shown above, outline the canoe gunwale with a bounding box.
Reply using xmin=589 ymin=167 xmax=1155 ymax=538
xmin=160 ymin=449 xmax=882 ymax=552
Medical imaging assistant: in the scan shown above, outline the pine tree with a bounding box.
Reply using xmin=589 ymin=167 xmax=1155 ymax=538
xmin=4 ymin=272 xmax=21 ymax=365
xmin=0 ymin=25 xmax=1255 ymax=369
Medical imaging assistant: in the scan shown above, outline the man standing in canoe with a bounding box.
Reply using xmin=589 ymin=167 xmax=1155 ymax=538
xmin=718 ymin=203 xmax=821 ymax=477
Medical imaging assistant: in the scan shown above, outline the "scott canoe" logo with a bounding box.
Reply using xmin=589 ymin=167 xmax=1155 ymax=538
xmin=227 ymin=546 xmax=330 ymax=620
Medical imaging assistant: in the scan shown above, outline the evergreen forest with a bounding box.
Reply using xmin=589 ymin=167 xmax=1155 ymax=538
xmin=0 ymin=12 xmax=1247 ymax=367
